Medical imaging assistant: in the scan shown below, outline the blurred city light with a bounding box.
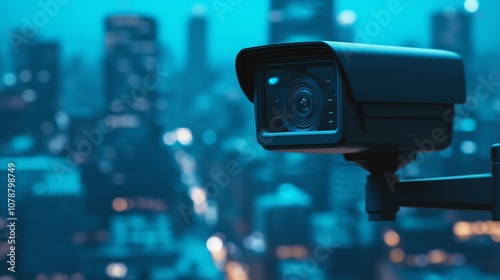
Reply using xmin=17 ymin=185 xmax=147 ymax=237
xmin=112 ymin=197 xmax=128 ymax=212
xmin=337 ymin=10 xmax=357 ymax=25
xmin=460 ymin=140 xmax=478 ymax=154
xmin=464 ymin=0 xmax=479 ymax=13
xmin=180 ymin=172 xmax=196 ymax=185
xmin=55 ymin=111 xmax=70 ymax=130
xmin=454 ymin=221 xmax=472 ymax=239
xmin=162 ymin=131 xmax=177 ymax=145
xmin=105 ymin=263 xmax=128 ymax=278
xmin=204 ymin=202 xmax=218 ymax=225
xmin=275 ymin=245 xmax=308 ymax=259
xmin=190 ymin=187 xmax=207 ymax=205
xmin=453 ymin=221 xmax=500 ymax=241
xmin=429 ymin=249 xmax=447 ymax=264
xmin=19 ymin=69 xmax=32 ymax=83
xmin=243 ymin=232 xmax=266 ymax=253
xmin=472 ymin=221 xmax=487 ymax=234
xmin=207 ymin=235 xmax=227 ymax=265
xmin=390 ymin=248 xmax=405 ymax=263
xmin=458 ymin=118 xmax=477 ymax=132
xmin=194 ymin=201 xmax=208 ymax=214
xmin=225 ymin=261 xmax=248 ymax=280
xmin=202 ymin=129 xmax=218 ymax=145
xmin=11 ymin=135 xmax=34 ymax=152
xmin=206 ymin=236 xmax=224 ymax=253
xmin=384 ymin=230 xmax=400 ymax=247
xmin=192 ymin=4 xmax=207 ymax=16
xmin=3 ymin=73 xmax=16 ymax=86
xmin=176 ymin=127 xmax=193 ymax=145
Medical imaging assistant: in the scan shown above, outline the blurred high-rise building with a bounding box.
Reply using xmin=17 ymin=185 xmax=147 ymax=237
xmin=64 ymin=56 xmax=104 ymax=117
xmin=0 ymin=157 xmax=85 ymax=279
xmin=271 ymin=153 xmax=331 ymax=211
xmin=0 ymin=41 xmax=61 ymax=154
xmin=186 ymin=5 xmax=209 ymax=93
xmin=98 ymin=14 xmax=181 ymax=278
xmin=0 ymin=88 xmax=35 ymax=153
xmin=104 ymin=15 xmax=158 ymax=109
xmin=329 ymin=156 xmax=367 ymax=232
xmin=432 ymin=10 xmax=472 ymax=59
xmin=103 ymin=14 xmax=175 ymax=199
xmin=14 ymin=42 xmax=60 ymax=120
xmin=265 ymin=0 xmax=335 ymax=213
xmin=253 ymin=184 xmax=312 ymax=280
xmin=269 ymin=0 xmax=335 ymax=44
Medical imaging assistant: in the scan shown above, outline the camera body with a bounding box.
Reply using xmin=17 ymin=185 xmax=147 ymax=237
xmin=235 ymin=41 xmax=466 ymax=154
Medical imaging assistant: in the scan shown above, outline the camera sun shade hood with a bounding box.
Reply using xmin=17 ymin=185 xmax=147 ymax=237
xmin=235 ymin=41 xmax=466 ymax=105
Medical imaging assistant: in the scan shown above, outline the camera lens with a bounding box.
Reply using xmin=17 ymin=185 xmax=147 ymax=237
xmin=297 ymin=96 xmax=311 ymax=116
xmin=279 ymin=76 xmax=324 ymax=131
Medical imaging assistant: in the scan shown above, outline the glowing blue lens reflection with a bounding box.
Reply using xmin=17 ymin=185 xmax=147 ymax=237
xmin=268 ymin=76 xmax=279 ymax=85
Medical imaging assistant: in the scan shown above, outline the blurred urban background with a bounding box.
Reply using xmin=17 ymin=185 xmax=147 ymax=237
xmin=0 ymin=0 xmax=500 ymax=279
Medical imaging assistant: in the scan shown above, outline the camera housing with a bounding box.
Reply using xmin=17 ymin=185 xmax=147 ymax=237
xmin=235 ymin=41 xmax=466 ymax=155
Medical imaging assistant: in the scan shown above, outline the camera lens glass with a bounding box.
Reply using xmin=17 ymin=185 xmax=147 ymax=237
xmin=263 ymin=64 xmax=338 ymax=134
xmin=280 ymin=77 xmax=324 ymax=131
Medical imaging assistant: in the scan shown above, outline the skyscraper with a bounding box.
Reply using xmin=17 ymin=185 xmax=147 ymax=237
xmin=269 ymin=0 xmax=335 ymax=44
xmin=186 ymin=5 xmax=208 ymax=92
xmin=101 ymin=15 xmax=181 ymax=277
xmin=0 ymin=157 xmax=84 ymax=279
xmin=432 ymin=10 xmax=472 ymax=59
xmin=0 ymin=89 xmax=34 ymax=151
xmin=105 ymin=15 xmax=158 ymax=108
xmin=0 ymin=41 xmax=61 ymax=154
xmin=271 ymin=153 xmax=331 ymax=211
xmin=103 ymin=15 xmax=172 ymax=198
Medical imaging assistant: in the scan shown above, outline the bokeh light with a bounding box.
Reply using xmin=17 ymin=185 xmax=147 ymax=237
xmin=460 ymin=140 xmax=478 ymax=154
xmin=464 ymin=0 xmax=479 ymax=13
xmin=206 ymin=236 xmax=223 ymax=253
xmin=176 ymin=128 xmax=193 ymax=145
xmin=337 ymin=10 xmax=357 ymax=25
xmin=105 ymin=263 xmax=127 ymax=278
xmin=384 ymin=230 xmax=400 ymax=247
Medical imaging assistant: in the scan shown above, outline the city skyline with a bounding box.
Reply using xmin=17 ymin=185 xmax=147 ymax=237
xmin=1 ymin=1 xmax=500 ymax=279
xmin=2 ymin=1 xmax=500 ymax=70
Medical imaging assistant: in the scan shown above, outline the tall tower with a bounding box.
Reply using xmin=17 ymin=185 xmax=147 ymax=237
xmin=1 ymin=41 xmax=61 ymax=153
xmin=432 ymin=10 xmax=472 ymax=59
xmin=0 ymin=157 xmax=84 ymax=279
xmin=14 ymin=42 xmax=60 ymax=121
xmin=103 ymin=15 xmax=166 ymax=198
xmin=97 ymin=14 xmax=180 ymax=278
xmin=105 ymin=15 xmax=158 ymax=111
xmin=269 ymin=0 xmax=334 ymax=44
xmin=186 ymin=5 xmax=208 ymax=92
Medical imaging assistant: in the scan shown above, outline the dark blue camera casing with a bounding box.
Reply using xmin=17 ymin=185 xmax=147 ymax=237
xmin=236 ymin=41 xmax=466 ymax=154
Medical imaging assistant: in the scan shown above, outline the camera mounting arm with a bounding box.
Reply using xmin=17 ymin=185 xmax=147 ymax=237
xmin=346 ymin=144 xmax=500 ymax=221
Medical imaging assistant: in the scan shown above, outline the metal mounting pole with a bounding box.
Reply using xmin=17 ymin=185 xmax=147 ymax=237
xmin=361 ymin=144 xmax=500 ymax=221
xmin=492 ymin=144 xmax=500 ymax=220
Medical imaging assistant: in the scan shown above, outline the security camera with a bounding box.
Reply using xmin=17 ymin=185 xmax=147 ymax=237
xmin=235 ymin=41 xmax=466 ymax=155
xmin=235 ymin=42 xmax=500 ymax=222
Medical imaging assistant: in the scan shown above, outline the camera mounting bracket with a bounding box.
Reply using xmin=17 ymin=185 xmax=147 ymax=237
xmin=344 ymin=144 xmax=500 ymax=221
